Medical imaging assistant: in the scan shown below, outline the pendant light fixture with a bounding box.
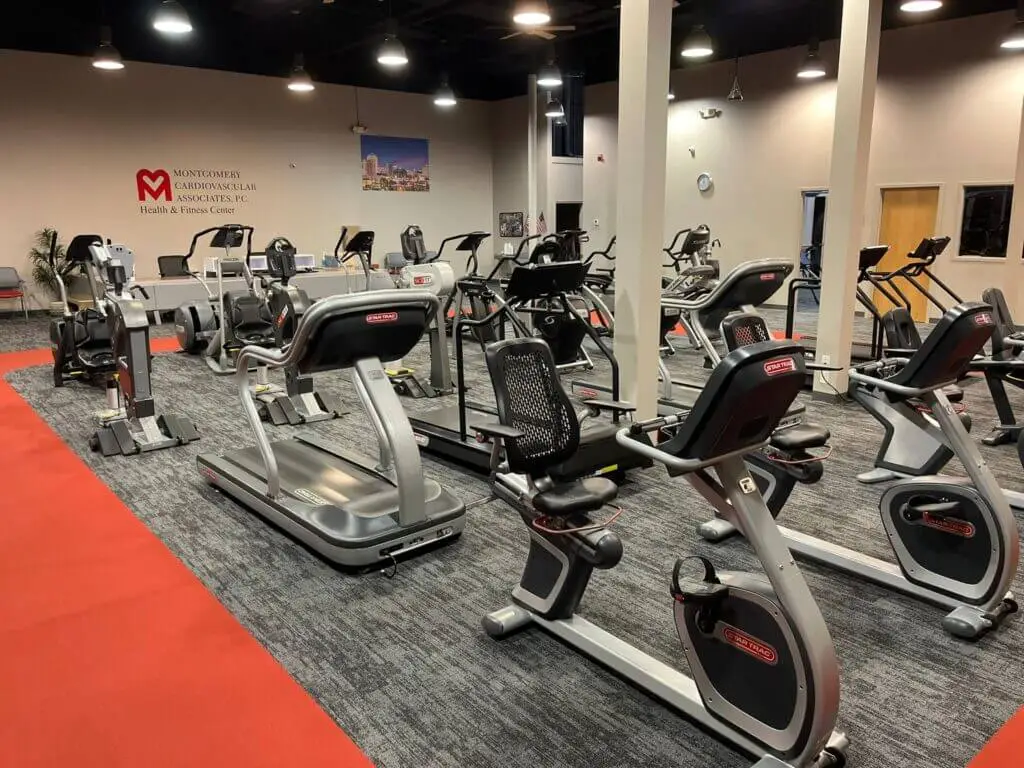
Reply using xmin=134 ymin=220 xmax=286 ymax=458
xmin=434 ymin=75 xmax=457 ymax=107
xmin=287 ymin=54 xmax=315 ymax=92
xmin=545 ymin=94 xmax=565 ymax=119
xmin=797 ymin=40 xmax=827 ymax=79
xmin=680 ymin=24 xmax=714 ymax=59
xmin=92 ymin=26 xmax=125 ymax=70
xmin=727 ymin=58 xmax=744 ymax=101
xmin=513 ymin=1 xmax=551 ymax=26
xmin=537 ymin=59 xmax=562 ymax=88
xmin=152 ymin=0 xmax=193 ymax=35
xmin=377 ymin=34 xmax=408 ymax=67
xmin=377 ymin=4 xmax=408 ymax=68
xmin=1002 ymin=2 xmax=1024 ymax=50
xmin=899 ymin=1 xmax=942 ymax=12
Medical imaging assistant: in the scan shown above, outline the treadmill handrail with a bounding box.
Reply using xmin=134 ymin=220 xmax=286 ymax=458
xmin=234 ymin=289 xmax=441 ymax=498
xmin=661 ymin=258 xmax=793 ymax=313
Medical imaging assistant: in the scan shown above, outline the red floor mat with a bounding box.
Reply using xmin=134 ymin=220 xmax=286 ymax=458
xmin=0 ymin=343 xmax=372 ymax=768
xmin=969 ymin=706 xmax=1024 ymax=767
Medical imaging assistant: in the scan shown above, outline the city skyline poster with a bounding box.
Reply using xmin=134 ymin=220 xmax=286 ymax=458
xmin=361 ymin=135 xmax=430 ymax=192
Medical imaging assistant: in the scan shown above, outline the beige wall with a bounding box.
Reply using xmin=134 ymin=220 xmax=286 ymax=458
xmin=490 ymin=95 xmax=529 ymax=261
xmin=581 ymin=10 xmax=1024 ymax=315
xmin=0 ymin=50 xmax=494 ymax=308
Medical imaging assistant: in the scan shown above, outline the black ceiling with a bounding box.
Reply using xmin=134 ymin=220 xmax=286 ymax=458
xmin=1 ymin=0 xmax=1017 ymax=100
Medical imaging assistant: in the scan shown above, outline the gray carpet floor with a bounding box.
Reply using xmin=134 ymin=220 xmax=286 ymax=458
xmin=4 ymin=311 xmax=1024 ymax=768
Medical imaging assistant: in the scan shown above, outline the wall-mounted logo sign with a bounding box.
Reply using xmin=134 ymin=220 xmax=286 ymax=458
xmin=136 ymin=167 xmax=257 ymax=216
xmin=136 ymin=169 xmax=173 ymax=202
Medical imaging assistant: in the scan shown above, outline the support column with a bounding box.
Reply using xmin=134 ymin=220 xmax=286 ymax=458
xmin=527 ymin=75 xmax=538 ymax=236
xmin=1003 ymin=96 xmax=1024 ymax=315
xmin=613 ymin=0 xmax=673 ymax=417
xmin=813 ymin=0 xmax=883 ymax=398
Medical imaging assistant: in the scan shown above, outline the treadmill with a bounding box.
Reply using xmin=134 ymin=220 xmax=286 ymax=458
xmin=409 ymin=261 xmax=651 ymax=481
xmin=197 ymin=290 xmax=466 ymax=568
xmin=574 ymin=259 xmax=803 ymax=416
xmin=785 ymin=245 xmax=894 ymax=362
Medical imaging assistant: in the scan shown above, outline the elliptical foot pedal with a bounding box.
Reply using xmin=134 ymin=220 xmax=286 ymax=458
xmin=109 ymin=419 xmax=138 ymax=455
xmin=91 ymin=427 xmax=123 ymax=457
xmin=275 ymin=396 xmax=303 ymax=426
xmin=160 ymin=414 xmax=200 ymax=445
xmin=261 ymin=400 xmax=288 ymax=426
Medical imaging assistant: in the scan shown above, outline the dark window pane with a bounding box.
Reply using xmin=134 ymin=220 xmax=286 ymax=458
xmin=552 ymin=73 xmax=584 ymax=158
xmin=960 ymin=185 xmax=1013 ymax=258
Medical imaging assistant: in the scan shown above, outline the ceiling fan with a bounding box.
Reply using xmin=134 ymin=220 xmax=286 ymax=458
xmin=497 ymin=24 xmax=577 ymax=41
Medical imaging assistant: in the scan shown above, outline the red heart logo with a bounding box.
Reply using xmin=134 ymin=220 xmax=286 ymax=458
xmin=137 ymin=169 xmax=173 ymax=202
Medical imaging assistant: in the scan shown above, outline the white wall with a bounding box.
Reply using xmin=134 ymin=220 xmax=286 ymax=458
xmin=580 ymin=10 xmax=1024 ymax=314
xmin=0 ymin=50 xmax=494 ymax=307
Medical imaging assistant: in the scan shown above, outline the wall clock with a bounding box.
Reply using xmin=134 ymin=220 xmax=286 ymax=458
xmin=697 ymin=172 xmax=714 ymax=193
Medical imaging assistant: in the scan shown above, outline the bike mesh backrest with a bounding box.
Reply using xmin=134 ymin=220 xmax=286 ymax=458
xmin=982 ymin=288 xmax=1014 ymax=357
xmin=722 ymin=312 xmax=770 ymax=351
xmin=485 ymin=338 xmax=581 ymax=477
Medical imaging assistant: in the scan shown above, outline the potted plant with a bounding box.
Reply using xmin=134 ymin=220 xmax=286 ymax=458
xmin=28 ymin=228 xmax=76 ymax=315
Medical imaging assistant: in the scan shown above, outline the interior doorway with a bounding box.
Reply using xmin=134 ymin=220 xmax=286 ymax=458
xmin=800 ymin=190 xmax=828 ymax=279
xmin=875 ymin=186 xmax=941 ymax=322
xmin=556 ymin=202 xmax=583 ymax=234
xmin=797 ymin=191 xmax=828 ymax=312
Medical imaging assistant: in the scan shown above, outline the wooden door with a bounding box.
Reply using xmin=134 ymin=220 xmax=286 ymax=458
xmin=874 ymin=187 xmax=940 ymax=322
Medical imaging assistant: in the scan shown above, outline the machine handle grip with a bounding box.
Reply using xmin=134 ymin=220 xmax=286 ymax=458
xmin=628 ymin=412 xmax=686 ymax=435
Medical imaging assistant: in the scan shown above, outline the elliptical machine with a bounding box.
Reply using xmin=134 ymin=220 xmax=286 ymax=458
xmin=479 ymin=336 xmax=846 ymax=768
xmin=699 ymin=303 xmax=1020 ymax=640
xmin=382 ymin=226 xmax=469 ymax=398
xmin=202 ymin=226 xmax=278 ymax=375
xmin=51 ymin=233 xmax=199 ymax=456
xmin=173 ymin=225 xmax=244 ymax=355
xmin=252 ymin=237 xmax=345 ymax=425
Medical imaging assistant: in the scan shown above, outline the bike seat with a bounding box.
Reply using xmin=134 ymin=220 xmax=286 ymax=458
xmin=770 ymin=423 xmax=831 ymax=451
xmin=533 ymin=477 xmax=618 ymax=517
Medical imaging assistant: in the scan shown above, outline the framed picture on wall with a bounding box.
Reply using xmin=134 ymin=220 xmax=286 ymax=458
xmin=361 ymin=135 xmax=430 ymax=192
xmin=498 ymin=212 xmax=525 ymax=238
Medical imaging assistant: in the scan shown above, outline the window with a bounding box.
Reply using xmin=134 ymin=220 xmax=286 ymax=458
xmin=552 ymin=73 xmax=584 ymax=158
xmin=959 ymin=185 xmax=1013 ymax=258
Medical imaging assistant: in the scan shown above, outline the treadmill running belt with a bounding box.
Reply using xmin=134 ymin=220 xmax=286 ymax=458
xmin=226 ymin=440 xmax=393 ymax=510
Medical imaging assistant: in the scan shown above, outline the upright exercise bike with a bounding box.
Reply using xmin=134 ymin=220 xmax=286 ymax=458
xmin=479 ymin=336 xmax=846 ymax=768
xmin=700 ymin=303 xmax=1020 ymax=640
